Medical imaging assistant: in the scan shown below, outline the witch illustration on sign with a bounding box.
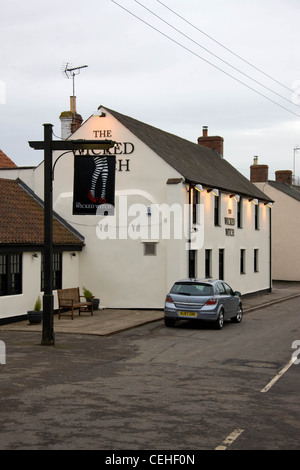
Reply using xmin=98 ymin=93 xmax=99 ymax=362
xmin=87 ymin=155 xmax=108 ymax=204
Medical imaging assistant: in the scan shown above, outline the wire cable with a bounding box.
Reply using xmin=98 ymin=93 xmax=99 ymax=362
xmin=111 ymin=0 xmax=300 ymax=118
xmin=156 ymin=0 xmax=296 ymax=95
xmin=134 ymin=0 xmax=297 ymax=107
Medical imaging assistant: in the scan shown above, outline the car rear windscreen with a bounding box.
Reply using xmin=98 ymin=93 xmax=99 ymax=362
xmin=171 ymin=283 xmax=213 ymax=296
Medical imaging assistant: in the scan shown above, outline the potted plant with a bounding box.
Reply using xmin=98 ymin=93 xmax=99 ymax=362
xmin=83 ymin=286 xmax=99 ymax=310
xmin=27 ymin=296 xmax=43 ymax=324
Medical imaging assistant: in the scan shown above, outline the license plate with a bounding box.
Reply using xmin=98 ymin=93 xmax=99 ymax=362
xmin=179 ymin=311 xmax=197 ymax=317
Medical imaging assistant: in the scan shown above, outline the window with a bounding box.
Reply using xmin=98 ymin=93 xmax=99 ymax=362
xmin=171 ymin=282 xmax=213 ymax=296
xmin=219 ymin=249 xmax=224 ymax=280
xmin=254 ymin=249 xmax=259 ymax=272
xmin=205 ymin=249 xmax=212 ymax=278
xmin=214 ymin=195 xmax=220 ymax=226
xmin=237 ymin=198 xmax=243 ymax=228
xmin=189 ymin=250 xmax=197 ymax=278
xmin=215 ymin=282 xmax=226 ymax=295
xmin=255 ymin=204 xmax=259 ymax=230
xmin=143 ymin=242 xmax=157 ymax=256
xmin=0 ymin=253 xmax=22 ymax=296
xmin=192 ymin=188 xmax=200 ymax=224
xmin=222 ymin=282 xmax=234 ymax=295
xmin=41 ymin=253 xmax=62 ymax=291
xmin=240 ymin=249 xmax=246 ymax=274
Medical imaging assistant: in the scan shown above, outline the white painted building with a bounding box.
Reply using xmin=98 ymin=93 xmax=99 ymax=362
xmin=0 ymin=105 xmax=273 ymax=319
xmin=250 ymin=159 xmax=300 ymax=281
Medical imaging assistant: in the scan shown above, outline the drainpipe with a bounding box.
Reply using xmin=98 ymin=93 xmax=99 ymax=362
xmin=188 ymin=182 xmax=193 ymax=277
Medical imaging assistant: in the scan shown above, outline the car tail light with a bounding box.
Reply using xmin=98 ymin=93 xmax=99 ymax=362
xmin=165 ymin=295 xmax=173 ymax=303
xmin=205 ymin=299 xmax=217 ymax=305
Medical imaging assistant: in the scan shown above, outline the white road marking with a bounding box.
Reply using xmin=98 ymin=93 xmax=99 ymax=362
xmin=260 ymin=358 xmax=294 ymax=393
xmin=215 ymin=428 xmax=244 ymax=450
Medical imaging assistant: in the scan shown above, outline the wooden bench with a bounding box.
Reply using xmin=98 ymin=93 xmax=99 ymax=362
xmin=57 ymin=288 xmax=94 ymax=319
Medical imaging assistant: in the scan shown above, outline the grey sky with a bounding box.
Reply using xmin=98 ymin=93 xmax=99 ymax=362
xmin=1 ymin=0 xmax=300 ymax=179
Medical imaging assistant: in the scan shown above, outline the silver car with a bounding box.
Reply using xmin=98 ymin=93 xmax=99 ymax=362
xmin=164 ymin=279 xmax=243 ymax=329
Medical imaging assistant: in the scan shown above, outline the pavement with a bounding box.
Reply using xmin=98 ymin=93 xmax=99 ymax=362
xmin=1 ymin=281 xmax=300 ymax=338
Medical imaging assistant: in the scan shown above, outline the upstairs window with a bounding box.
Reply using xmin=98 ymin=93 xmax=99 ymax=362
xmin=214 ymin=195 xmax=221 ymax=226
xmin=255 ymin=204 xmax=259 ymax=230
xmin=237 ymin=198 xmax=243 ymax=228
xmin=192 ymin=189 xmax=200 ymax=224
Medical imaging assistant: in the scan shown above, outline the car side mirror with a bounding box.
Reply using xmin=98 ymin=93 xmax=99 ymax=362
xmin=234 ymin=291 xmax=241 ymax=297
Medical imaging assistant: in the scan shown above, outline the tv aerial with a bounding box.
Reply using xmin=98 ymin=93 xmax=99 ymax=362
xmin=62 ymin=63 xmax=88 ymax=97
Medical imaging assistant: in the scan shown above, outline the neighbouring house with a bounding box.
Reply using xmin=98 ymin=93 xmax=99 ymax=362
xmin=250 ymin=157 xmax=300 ymax=281
xmin=0 ymin=177 xmax=84 ymax=322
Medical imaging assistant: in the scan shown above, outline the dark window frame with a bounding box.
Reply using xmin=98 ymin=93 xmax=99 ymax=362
xmin=0 ymin=253 xmax=22 ymax=296
xmin=205 ymin=249 xmax=212 ymax=278
xmin=192 ymin=189 xmax=200 ymax=225
xmin=214 ymin=195 xmax=221 ymax=226
xmin=240 ymin=249 xmax=246 ymax=274
xmin=255 ymin=204 xmax=260 ymax=230
xmin=237 ymin=198 xmax=243 ymax=228
xmin=254 ymin=248 xmax=259 ymax=272
xmin=41 ymin=252 xmax=62 ymax=291
xmin=219 ymin=248 xmax=224 ymax=280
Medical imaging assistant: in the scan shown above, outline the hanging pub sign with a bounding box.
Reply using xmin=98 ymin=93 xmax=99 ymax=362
xmin=73 ymin=154 xmax=116 ymax=215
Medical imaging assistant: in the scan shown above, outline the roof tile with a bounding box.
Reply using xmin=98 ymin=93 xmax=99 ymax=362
xmin=0 ymin=178 xmax=83 ymax=246
xmin=103 ymin=106 xmax=271 ymax=201
xmin=0 ymin=150 xmax=17 ymax=168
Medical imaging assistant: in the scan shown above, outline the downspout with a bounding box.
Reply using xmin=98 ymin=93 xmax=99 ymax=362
xmin=188 ymin=182 xmax=192 ymax=277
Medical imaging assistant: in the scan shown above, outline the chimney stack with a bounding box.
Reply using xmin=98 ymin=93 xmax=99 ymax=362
xmin=59 ymin=96 xmax=83 ymax=139
xmin=275 ymin=170 xmax=293 ymax=185
xmin=250 ymin=156 xmax=269 ymax=183
xmin=197 ymin=126 xmax=224 ymax=157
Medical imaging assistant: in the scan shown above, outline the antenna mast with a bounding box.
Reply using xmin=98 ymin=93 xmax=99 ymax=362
xmin=62 ymin=63 xmax=88 ymax=131
xmin=63 ymin=63 xmax=88 ymax=96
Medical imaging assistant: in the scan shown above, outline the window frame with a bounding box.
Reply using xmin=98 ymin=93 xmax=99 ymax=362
xmin=0 ymin=253 xmax=22 ymax=296
xmin=240 ymin=249 xmax=246 ymax=274
xmin=41 ymin=252 xmax=62 ymax=291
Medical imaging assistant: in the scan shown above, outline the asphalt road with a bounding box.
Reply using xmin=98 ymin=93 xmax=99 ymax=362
xmin=0 ymin=297 xmax=299 ymax=451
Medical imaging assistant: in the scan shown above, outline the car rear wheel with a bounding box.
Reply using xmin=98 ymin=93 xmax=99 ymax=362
xmin=215 ymin=309 xmax=224 ymax=329
xmin=232 ymin=305 xmax=243 ymax=323
xmin=164 ymin=318 xmax=176 ymax=327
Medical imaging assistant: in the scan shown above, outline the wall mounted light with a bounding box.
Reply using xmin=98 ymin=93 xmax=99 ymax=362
xmin=230 ymin=194 xmax=240 ymax=202
xmin=248 ymin=198 xmax=258 ymax=205
xmin=207 ymin=188 xmax=219 ymax=196
xmin=70 ymin=252 xmax=76 ymax=257
xmin=264 ymin=202 xmax=273 ymax=208
xmin=195 ymin=184 xmax=204 ymax=192
xmin=32 ymin=253 xmax=38 ymax=258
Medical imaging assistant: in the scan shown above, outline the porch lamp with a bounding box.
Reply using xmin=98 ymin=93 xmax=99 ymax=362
xmin=248 ymin=198 xmax=258 ymax=205
xmin=195 ymin=184 xmax=204 ymax=192
xmin=207 ymin=188 xmax=219 ymax=196
xmin=230 ymin=194 xmax=240 ymax=202
xmin=29 ymin=123 xmax=116 ymax=346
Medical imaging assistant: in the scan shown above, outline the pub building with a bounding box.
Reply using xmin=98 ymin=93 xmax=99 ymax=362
xmin=0 ymin=102 xmax=272 ymax=320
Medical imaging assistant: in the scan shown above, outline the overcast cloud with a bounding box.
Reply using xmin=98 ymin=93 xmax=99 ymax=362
xmin=1 ymin=0 xmax=300 ymax=179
